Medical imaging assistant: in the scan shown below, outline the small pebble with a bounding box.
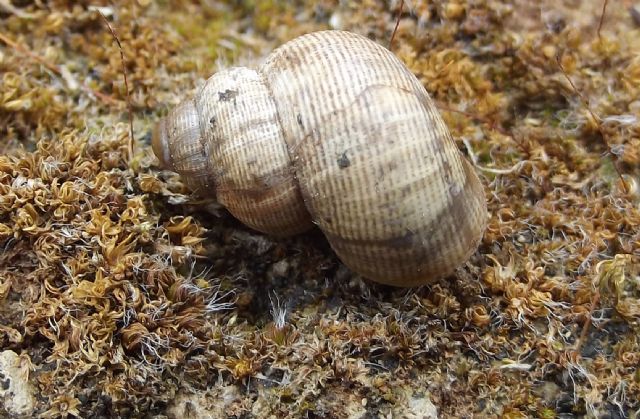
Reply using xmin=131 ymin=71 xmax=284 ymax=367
xmin=0 ymin=351 xmax=36 ymax=417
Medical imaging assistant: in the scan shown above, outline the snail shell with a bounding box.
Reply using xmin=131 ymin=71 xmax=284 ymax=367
xmin=152 ymin=30 xmax=487 ymax=287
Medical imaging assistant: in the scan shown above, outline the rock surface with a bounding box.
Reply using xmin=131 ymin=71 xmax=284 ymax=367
xmin=0 ymin=350 xmax=36 ymax=417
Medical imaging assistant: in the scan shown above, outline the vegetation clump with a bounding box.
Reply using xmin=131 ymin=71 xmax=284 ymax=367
xmin=0 ymin=0 xmax=639 ymax=417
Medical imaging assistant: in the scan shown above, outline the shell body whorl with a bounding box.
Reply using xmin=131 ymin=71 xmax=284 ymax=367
xmin=153 ymin=30 xmax=487 ymax=287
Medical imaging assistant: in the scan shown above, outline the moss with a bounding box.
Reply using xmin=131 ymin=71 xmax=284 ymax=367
xmin=0 ymin=0 xmax=639 ymax=418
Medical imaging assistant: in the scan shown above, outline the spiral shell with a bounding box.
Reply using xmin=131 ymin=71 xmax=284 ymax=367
xmin=152 ymin=30 xmax=487 ymax=287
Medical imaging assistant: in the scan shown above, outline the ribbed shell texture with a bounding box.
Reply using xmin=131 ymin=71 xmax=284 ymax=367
xmin=157 ymin=30 xmax=487 ymax=286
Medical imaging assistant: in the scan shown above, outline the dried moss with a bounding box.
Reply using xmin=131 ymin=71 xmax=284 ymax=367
xmin=1 ymin=0 xmax=639 ymax=418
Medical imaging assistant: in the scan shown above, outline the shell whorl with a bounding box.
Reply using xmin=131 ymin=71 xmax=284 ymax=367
xmin=153 ymin=30 xmax=487 ymax=287
xmin=152 ymin=99 xmax=212 ymax=193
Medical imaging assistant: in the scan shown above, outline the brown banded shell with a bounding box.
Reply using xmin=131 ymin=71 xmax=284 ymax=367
xmin=152 ymin=30 xmax=487 ymax=287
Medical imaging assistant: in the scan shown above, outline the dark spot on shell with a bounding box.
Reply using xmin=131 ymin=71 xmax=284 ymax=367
xmin=0 ymin=374 xmax=10 ymax=390
xmin=337 ymin=152 xmax=350 ymax=169
xmin=284 ymin=52 xmax=302 ymax=67
xmin=209 ymin=116 xmax=216 ymax=128
xmin=297 ymin=113 xmax=303 ymax=127
xmin=218 ymin=89 xmax=238 ymax=103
